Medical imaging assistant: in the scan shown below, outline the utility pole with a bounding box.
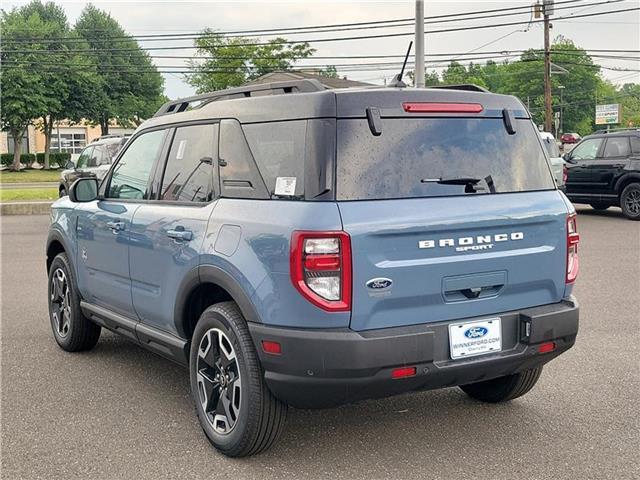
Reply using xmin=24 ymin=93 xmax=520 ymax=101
xmin=543 ymin=0 xmax=553 ymax=132
xmin=415 ymin=0 xmax=425 ymax=88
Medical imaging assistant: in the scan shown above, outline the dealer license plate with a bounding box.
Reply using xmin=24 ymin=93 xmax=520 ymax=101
xmin=448 ymin=318 xmax=502 ymax=360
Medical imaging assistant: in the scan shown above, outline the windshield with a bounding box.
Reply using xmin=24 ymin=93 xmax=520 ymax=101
xmin=542 ymin=136 xmax=560 ymax=158
xmin=336 ymin=117 xmax=555 ymax=200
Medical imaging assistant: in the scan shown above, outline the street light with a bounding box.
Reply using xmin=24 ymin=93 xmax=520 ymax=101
xmin=558 ymin=85 xmax=565 ymax=135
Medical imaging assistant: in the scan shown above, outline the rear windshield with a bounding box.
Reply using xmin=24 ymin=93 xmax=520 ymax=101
xmin=336 ymin=118 xmax=555 ymax=200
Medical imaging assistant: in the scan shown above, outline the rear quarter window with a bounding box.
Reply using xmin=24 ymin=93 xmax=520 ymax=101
xmin=336 ymin=117 xmax=555 ymax=200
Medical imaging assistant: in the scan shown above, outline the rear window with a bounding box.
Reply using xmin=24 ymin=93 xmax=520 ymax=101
xmin=541 ymin=136 xmax=560 ymax=158
xmin=336 ymin=118 xmax=555 ymax=200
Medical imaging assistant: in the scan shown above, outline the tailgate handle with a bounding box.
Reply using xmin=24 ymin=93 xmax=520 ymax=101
xmin=442 ymin=271 xmax=506 ymax=302
xmin=460 ymin=286 xmax=497 ymax=300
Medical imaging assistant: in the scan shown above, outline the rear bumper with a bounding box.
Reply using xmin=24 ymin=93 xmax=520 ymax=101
xmin=248 ymin=297 xmax=579 ymax=408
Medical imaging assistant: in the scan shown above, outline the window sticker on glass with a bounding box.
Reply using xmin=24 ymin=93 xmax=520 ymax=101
xmin=176 ymin=140 xmax=187 ymax=160
xmin=275 ymin=177 xmax=296 ymax=196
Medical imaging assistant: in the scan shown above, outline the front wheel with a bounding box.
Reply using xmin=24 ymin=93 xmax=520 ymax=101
xmin=620 ymin=183 xmax=640 ymax=220
xmin=48 ymin=252 xmax=101 ymax=351
xmin=190 ymin=302 xmax=287 ymax=457
xmin=59 ymin=187 xmax=67 ymax=197
xmin=459 ymin=367 xmax=543 ymax=403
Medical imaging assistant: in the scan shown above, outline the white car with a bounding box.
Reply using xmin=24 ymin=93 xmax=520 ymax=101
xmin=540 ymin=132 xmax=565 ymax=189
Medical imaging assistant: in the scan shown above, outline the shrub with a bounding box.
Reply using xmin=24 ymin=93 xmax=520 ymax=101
xmin=35 ymin=152 xmax=71 ymax=168
xmin=1 ymin=153 xmax=36 ymax=167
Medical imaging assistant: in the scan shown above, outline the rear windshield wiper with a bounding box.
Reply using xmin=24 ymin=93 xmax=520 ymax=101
xmin=421 ymin=176 xmax=496 ymax=193
xmin=420 ymin=177 xmax=481 ymax=185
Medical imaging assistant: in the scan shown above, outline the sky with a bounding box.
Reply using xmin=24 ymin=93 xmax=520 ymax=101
xmin=3 ymin=0 xmax=639 ymax=99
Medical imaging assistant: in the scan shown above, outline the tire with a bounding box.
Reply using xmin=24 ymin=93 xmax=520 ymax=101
xmin=47 ymin=252 xmax=101 ymax=351
xmin=459 ymin=367 xmax=543 ymax=403
xmin=620 ymin=183 xmax=640 ymax=220
xmin=59 ymin=187 xmax=67 ymax=197
xmin=589 ymin=203 xmax=610 ymax=211
xmin=190 ymin=301 xmax=287 ymax=457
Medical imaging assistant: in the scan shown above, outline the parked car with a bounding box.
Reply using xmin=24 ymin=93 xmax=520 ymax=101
xmin=540 ymin=131 xmax=565 ymax=189
xmin=561 ymin=132 xmax=581 ymax=144
xmin=58 ymin=136 xmax=127 ymax=197
xmin=564 ymin=129 xmax=640 ymax=219
xmin=46 ymin=80 xmax=580 ymax=457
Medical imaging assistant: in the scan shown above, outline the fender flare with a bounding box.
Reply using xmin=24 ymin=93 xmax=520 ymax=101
xmin=46 ymin=228 xmax=75 ymax=275
xmin=614 ymin=173 xmax=640 ymax=196
xmin=173 ymin=264 xmax=262 ymax=339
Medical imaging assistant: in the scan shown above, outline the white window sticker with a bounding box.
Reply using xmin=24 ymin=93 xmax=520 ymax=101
xmin=275 ymin=177 xmax=296 ymax=196
xmin=176 ymin=140 xmax=187 ymax=160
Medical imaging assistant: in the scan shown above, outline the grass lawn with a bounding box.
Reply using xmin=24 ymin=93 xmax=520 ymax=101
xmin=0 ymin=188 xmax=58 ymax=202
xmin=0 ymin=169 xmax=61 ymax=183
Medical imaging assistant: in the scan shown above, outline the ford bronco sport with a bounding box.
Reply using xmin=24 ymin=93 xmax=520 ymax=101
xmin=46 ymin=80 xmax=580 ymax=457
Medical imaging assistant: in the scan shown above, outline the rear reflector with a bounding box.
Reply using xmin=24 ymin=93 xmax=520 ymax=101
xmin=402 ymin=102 xmax=484 ymax=113
xmin=538 ymin=341 xmax=556 ymax=354
xmin=391 ymin=366 xmax=417 ymax=379
xmin=261 ymin=340 xmax=282 ymax=355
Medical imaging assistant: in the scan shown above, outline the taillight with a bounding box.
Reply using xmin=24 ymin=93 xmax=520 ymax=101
xmin=402 ymin=102 xmax=483 ymax=113
xmin=290 ymin=231 xmax=352 ymax=312
xmin=566 ymin=214 xmax=580 ymax=284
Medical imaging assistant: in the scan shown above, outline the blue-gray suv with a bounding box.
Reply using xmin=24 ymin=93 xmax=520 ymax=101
xmin=46 ymin=80 xmax=580 ymax=457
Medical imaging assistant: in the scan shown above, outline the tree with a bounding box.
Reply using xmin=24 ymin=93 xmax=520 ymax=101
xmin=0 ymin=7 xmax=50 ymax=170
xmin=16 ymin=1 xmax=101 ymax=169
xmin=318 ymin=65 xmax=339 ymax=78
xmin=186 ymin=30 xmax=314 ymax=93
xmin=75 ymin=5 xmax=164 ymax=134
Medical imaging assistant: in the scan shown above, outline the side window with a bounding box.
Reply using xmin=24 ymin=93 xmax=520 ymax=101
xmin=243 ymin=120 xmax=306 ymax=198
xmin=88 ymin=146 xmax=103 ymax=167
xmin=107 ymin=130 xmax=166 ymax=200
xmin=602 ymin=137 xmax=631 ymax=158
xmin=159 ymin=124 xmax=216 ymax=202
xmin=219 ymin=119 xmax=269 ymax=199
xmin=631 ymin=136 xmax=640 ymax=154
xmin=75 ymin=147 xmax=93 ymax=169
xmin=570 ymin=138 xmax=603 ymax=160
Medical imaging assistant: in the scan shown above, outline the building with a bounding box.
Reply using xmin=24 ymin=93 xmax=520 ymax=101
xmin=1 ymin=121 xmax=135 ymax=159
xmin=247 ymin=70 xmax=372 ymax=89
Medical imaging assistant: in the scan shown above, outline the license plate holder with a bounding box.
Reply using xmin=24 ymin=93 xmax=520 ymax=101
xmin=448 ymin=318 xmax=502 ymax=360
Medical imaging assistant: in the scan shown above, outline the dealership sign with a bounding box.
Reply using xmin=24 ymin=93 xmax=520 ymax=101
xmin=595 ymin=104 xmax=620 ymax=125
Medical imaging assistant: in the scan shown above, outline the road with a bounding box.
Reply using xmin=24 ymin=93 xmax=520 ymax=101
xmin=1 ymin=208 xmax=639 ymax=480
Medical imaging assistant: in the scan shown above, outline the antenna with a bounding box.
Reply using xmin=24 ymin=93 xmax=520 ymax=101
xmin=389 ymin=41 xmax=413 ymax=88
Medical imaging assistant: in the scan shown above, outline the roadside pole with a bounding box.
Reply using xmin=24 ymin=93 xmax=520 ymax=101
xmin=543 ymin=0 xmax=553 ymax=133
xmin=415 ymin=0 xmax=425 ymax=88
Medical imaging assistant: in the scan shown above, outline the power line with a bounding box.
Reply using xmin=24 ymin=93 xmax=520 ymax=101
xmin=2 ymin=0 xmax=595 ymax=44
xmin=3 ymin=6 xmax=638 ymax=54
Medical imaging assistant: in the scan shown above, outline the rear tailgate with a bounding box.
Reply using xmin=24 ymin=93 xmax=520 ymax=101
xmin=339 ymin=191 xmax=569 ymax=331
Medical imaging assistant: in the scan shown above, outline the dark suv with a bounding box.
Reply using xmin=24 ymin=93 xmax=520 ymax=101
xmin=565 ymin=129 xmax=640 ymax=219
xmin=46 ymin=80 xmax=579 ymax=457
xmin=58 ymin=136 xmax=127 ymax=197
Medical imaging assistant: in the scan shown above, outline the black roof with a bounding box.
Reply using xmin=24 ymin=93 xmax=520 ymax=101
xmin=140 ymin=81 xmax=529 ymax=130
xmin=588 ymin=128 xmax=640 ymax=137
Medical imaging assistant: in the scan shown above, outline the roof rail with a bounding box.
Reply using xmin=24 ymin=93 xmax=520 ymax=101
xmin=154 ymin=79 xmax=326 ymax=117
xmin=593 ymin=127 xmax=639 ymax=134
xmin=91 ymin=134 xmax=125 ymax=142
xmin=429 ymin=84 xmax=489 ymax=93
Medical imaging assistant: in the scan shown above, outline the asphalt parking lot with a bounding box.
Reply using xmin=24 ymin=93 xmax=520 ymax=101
xmin=1 ymin=208 xmax=639 ymax=480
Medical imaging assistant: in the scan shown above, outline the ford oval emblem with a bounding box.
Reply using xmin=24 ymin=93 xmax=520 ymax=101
xmin=366 ymin=278 xmax=393 ymax=290
xmin=464 ymin=326 xmax=488 ymax=339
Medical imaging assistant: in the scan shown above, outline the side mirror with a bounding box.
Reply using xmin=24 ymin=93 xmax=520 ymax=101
xmin=563 ymin=152 xmax=576 ymax=164
xmin=65 ymin=160 xmax=75 ymax=169
xmin=69 ymin=177 xmax=98 ymax=203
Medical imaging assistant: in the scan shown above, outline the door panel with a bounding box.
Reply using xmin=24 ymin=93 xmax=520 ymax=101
xmin=591 ymin=136 xmax=631 ymax=195
xmin=565 ymin=137 xmax=604 ymax=195
xmin=76 ymin=129 xmax=169 ymax=318
xmin=76 ymin=200 xmax=139 ymax=317
xmin=129 ymin=123 xmax=218 ymax=335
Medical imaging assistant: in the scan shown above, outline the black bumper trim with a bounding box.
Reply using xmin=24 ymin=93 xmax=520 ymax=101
xmin=248 ymin=297 xmax=579 ymax=408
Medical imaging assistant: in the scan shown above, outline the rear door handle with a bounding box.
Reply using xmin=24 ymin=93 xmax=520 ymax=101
xmin=167 ymin=229 xmax=193 ymax=242
xmin=106 ymin=220 xmax=125 ymax=232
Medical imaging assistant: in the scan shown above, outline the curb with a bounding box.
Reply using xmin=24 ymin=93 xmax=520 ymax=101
xmin=0 ymin=201 xmax=52 ymax=216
